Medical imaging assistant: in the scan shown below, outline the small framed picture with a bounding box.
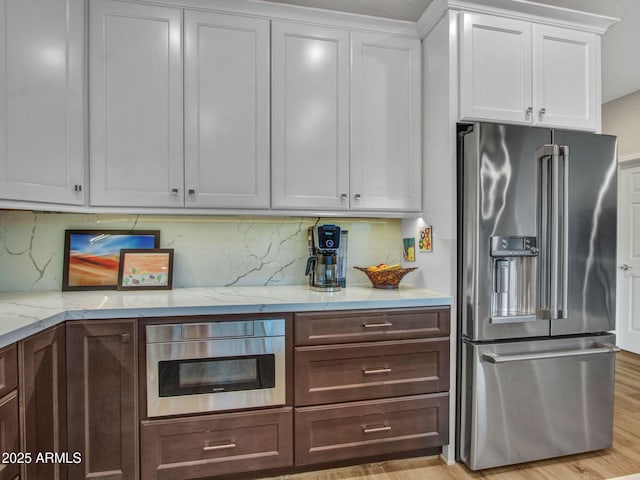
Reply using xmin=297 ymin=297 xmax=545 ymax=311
xmin=63 ymin=230 xmax=160 ymax=291
xmin=117 ymin=249 xmax=174 ymax=290
xmin=418 ymin=225 xmax=433 ymax=252
xmin=403 ymin=237 xmax=415 ymax=262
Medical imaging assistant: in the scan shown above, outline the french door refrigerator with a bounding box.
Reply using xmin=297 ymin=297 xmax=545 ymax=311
xmin=457 ymin=122 xmax=619 ymax=470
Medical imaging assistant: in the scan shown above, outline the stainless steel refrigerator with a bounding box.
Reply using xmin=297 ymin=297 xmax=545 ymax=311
xmin=456 ymin=122 xmax=619 ymax=470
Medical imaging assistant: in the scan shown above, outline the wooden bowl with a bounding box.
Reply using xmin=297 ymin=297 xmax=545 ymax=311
xmin=353 ymin=266 xmax=418 ymax=289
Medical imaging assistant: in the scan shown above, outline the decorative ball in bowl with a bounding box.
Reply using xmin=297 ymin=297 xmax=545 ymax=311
xmin=354 ymin=265 xmax=418 ymax=289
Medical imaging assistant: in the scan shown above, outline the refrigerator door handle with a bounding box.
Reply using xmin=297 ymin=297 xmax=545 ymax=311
xmin=550 ymin=145 xmax=560 ymax=317
xmin=560 ymin=145 xmax=570 ymax=320
xmin=481 ymin=343 xmax=621 ymax=364
xmin=536 ymin=145 xmax=558 ymax=320
xmin=536 ymin=144 xmax=569 ymax=321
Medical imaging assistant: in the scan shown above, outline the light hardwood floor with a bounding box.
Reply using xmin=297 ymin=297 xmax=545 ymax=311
xmin=266 ymin=350 xmax=640 ymax=480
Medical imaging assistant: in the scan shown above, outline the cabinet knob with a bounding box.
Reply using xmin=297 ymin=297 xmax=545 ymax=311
xmin=171 ymin=188 xmax=179 ymax=195
xmin=526 ymin=106 xmax=533 ymax=117
xmin=354 ymin=193 xmax=361 ymax=200
xmin=188 ymin=189 xmax=196 ymax=196
xmin=539 ymin=107 xmax=546 ymax=117
xmin=73 ymin=184 xmax=83 ymax=192
xmin=340 ymin=193 xmax=347 ymax=200
xmin=121 ymin=333 xmax=131 ymax=344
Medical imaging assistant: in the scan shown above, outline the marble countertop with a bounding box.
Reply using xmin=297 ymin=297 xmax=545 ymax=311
xmin=0 ymin=284 xmax=453 ymax=348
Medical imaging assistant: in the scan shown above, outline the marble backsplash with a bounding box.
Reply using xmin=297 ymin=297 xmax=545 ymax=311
xmin=0 ymin=211 xmax=402 ymax=292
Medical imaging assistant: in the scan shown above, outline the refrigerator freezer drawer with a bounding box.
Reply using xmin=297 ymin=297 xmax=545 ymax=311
xmin=458 ymin=334 xmax=617 ymax=470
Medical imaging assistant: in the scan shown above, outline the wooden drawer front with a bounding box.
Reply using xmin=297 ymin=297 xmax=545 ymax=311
xmin=295 ymin=393 xmax=449 ymax=466
xmin=0 ymin=391 xmax=19 ymax=480
xmin=0 ymin=344 xmax=17 ymax=398
xmin=295 ymin=338 xmax=449 ymax=406
xmin=141 ymin=407 xmax=293 ymax=480
xmin=295 ymin=307 xmax=450 ymax=345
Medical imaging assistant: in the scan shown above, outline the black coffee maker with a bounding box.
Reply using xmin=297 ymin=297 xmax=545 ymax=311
xmin=305 ymin=224 xmax=341 ymax=292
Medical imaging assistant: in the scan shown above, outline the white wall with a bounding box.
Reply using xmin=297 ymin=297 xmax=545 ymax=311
xmin=402 ymin=12 xmax=457 ymax=299
xmin=402 ymin=11 xmax=459 ymax=464
xmin=602 ymin=89 xmax=640 ymax=160
xmin=0 ymin=211 xmax=403 ymax=291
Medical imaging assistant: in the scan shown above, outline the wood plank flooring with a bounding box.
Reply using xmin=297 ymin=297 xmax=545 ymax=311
xmin=264 ymin=350 xmax=640 ymax=480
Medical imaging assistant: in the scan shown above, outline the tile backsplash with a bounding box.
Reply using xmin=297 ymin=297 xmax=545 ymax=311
xmin=0 ymin=211 xmax=402 ymax=292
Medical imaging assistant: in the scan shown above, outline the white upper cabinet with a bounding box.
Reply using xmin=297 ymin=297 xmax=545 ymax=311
xmin=184 ymin=11 xmax=270 ymax=209
xmin=271 ymin=23 xmax=421 ymax=213
xmin=0 ymin=0 xmax=85 ymax=205
xmin=90 ymin=0 xmax=184 ymax=207
xmin=460 ymin=11 xmax=598 ymax=131
xmin=91 ymin=2 xmax=270 ymax=209
xmin=532 ymin=24 xmax=596 ymax=130
xmin=271 ymin=21 xmax=350 ymax=210
xmin=459 ymin=13 xmax=532 ymax=125
xmin=350 ymin=32 xmax=422 ymax=212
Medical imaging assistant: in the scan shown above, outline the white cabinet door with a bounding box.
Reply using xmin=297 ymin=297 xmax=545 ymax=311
xmin=0 ymin=0 xmax=84 ymax=205
xmin=184 ymin=11 xmax=270 ymax=209
xmin=532 ymin=24 xmax=597 ymax=131
xmin=271 ymin=21 xmax=350 ymax=210
xmin=459 ymin=12 xmax=533 ymax=125
xmin=90 ymin=0 xmax=183 ymax=207
xmin=350 ymin=32 xmax=421 ymax=212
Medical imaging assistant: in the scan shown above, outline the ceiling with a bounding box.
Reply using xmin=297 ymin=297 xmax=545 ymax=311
xmin=261 ymin=0 xmax=639 ymax=104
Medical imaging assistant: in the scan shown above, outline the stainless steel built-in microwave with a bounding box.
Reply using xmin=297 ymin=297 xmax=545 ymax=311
xmin=145 ymin=319 xmax=286 ymax=417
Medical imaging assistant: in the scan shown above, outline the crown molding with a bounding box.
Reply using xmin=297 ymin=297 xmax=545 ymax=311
xmin=125 ymin=0 xmax=420 ymax=36
xmin=417 ymin=0 xmax=619 ymax=39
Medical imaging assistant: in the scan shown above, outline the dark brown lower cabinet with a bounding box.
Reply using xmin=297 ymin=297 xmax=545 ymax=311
xmin=292 ymin=307 xmax=451 ymax=470
xmin=140 ymin=407 xmax=293 ymax=480
xmin=294 ymin=338 xmax=450 ymax=406
xmin=0 ymin=343 xmax=19 ymax=480
xmin=0 ymin=390 xmax=20 ymax=480
xmin=0 ymin=344 xmax=18 ymax=399
xmin=66 ymin=320 xmax=137 ymax=480
xmin=295 ymin=393 xmax=449 ymax=466
xmin=19 ymin=324 xmax=67 ymax=480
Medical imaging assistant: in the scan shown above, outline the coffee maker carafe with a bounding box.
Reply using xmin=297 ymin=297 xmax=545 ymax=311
xmin=306 ymin=224 xmax=341 ymax=292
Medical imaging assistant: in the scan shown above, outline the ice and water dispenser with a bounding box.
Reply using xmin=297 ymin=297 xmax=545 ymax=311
xmin=490 ymin=236 xmax=538 ymax=323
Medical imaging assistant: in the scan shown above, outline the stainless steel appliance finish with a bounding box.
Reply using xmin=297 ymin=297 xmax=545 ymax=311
xmin=457 ymin=123 xmax=619 ymax=470
xmin=146 ymin=318 xmax=285 ymax=418
xmin=459 ymin=334 xmax=618 ymax=470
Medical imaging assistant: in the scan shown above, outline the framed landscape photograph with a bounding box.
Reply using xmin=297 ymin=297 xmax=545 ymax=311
xmin=62 ymin=230 xmax=160 ymax=291
xmin=117 ymin=249 xmax=174 ymax=290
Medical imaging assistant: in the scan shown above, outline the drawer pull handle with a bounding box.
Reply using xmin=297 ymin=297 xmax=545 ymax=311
xmin=203 ymin=442 xmax=237 ymax=452
xmin=362 ymin=322 xmax=393 ymax=328
xmin=363 ymin=425 xmax=391 ymax=434
xmin=363 ymin=367 xmax=392 ymax=375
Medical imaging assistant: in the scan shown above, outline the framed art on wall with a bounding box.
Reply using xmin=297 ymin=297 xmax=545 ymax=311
xmin=117 ymin=249 xmax=174 ymax=290
xmin=418 ymin=225 xmax=432 ymax=253
xmin=62 ymin=230 xmax=160 ymax=291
